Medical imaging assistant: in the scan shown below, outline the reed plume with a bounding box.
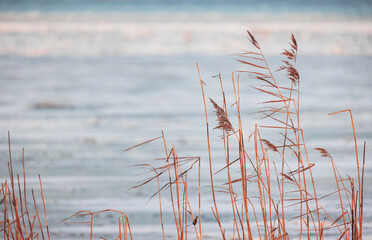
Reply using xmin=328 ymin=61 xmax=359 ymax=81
xmin=209 ymin=98 xmax=234 ymax=133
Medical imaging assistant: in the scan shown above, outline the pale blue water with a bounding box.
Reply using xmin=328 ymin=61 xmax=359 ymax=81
xmin=0 ymin=2 xmax=372 ymax=239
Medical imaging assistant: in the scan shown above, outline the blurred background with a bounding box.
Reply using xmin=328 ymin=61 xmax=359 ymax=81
xmin=0 ymin=0 xmax=371 ymax=239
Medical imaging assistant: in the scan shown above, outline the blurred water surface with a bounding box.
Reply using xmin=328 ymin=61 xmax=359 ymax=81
xmin=0 ymin=1 xmax=372 ymax=239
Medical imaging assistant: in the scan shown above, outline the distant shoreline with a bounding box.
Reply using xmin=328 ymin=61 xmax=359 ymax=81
xmin=1 ymin=11 xmax=372 ymax=21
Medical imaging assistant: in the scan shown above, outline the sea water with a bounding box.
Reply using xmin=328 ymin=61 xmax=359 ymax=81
xmin=0 ymin=1 xmax=372 ymax=239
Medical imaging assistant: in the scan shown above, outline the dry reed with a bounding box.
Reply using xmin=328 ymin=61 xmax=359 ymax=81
xmin=127 ymin=31 xmax=366 ymax=240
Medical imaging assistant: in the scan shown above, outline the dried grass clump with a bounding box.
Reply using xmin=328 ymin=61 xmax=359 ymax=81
xmin=1 ymin=140 xmax=133 ymax=240
xmin=1 ymin=133 xmax=50 ymax=240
